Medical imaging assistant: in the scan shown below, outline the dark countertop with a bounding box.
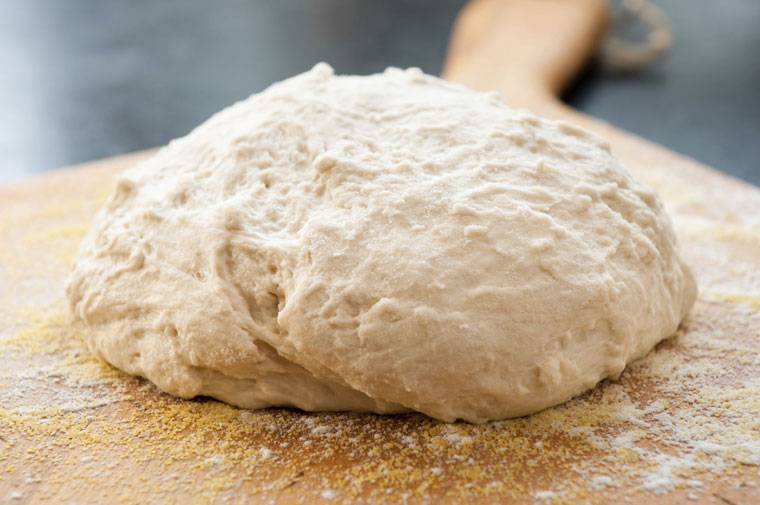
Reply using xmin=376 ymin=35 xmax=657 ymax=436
xmin=1 ymin=0 xmax=758 ymax=186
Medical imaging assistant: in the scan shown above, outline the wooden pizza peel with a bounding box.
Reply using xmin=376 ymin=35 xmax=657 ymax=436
xmin=1 ymin=1 xmax=759 ymax=503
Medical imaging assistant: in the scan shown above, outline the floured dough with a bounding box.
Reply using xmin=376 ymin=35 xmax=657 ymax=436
xmin=66 ymin=63 xmax=697 ymax=423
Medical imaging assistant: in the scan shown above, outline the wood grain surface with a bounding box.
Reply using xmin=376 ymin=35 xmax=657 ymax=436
xmin=2 ymin=1 xmax=759 ymax=504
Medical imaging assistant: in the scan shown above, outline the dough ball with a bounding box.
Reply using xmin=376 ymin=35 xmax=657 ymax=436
xmin=67 ymin=64 xmax=696 ymax=422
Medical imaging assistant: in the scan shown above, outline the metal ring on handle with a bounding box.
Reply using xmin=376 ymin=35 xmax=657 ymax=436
xmin=602 ymin=0 xmax=673 ymax=73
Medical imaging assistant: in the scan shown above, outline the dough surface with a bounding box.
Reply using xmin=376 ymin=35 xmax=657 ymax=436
xmin=67 ymin=64 xmax=697 ymax=423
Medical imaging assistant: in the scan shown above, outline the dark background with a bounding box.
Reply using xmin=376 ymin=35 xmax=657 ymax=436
xmin=1 ymin=0 xmax=758 ymax=186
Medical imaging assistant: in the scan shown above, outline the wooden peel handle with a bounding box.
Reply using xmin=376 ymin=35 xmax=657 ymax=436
xmin=443 ymin=0 xmax=609 ymax=111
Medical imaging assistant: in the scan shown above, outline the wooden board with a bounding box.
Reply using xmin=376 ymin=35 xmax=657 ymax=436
xmin=2 ymin=1 xmax=759 ymax=503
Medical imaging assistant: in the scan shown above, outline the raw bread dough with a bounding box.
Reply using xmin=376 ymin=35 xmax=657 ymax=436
xmin=66 ymin=64 xmax=697 ymax=423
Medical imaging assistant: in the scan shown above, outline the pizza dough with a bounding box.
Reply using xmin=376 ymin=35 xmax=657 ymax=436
xmin=66 ymin=64 xmax=697 ymax=423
